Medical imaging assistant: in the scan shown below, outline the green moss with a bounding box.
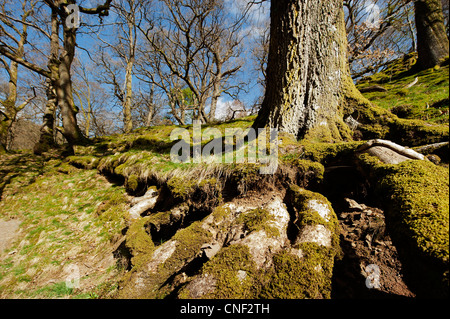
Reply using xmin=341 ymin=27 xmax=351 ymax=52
xmin=359 ymin=154 xmax=449 ymax=297
xmin=198 ymin=244 xmax=258 ymax=299
xmin=387 ymin=118 xmax=449 ymax=146
xmin=303 ymin=119 xmax=351 ymax=143
xmin=125 ymin=217 xmax=155 ymax=267
xmin=356 ymin=53 xmax=449 ymax=125
xmin=119 ymin=218 xmax=214 ymax=299
xmin=300 ymin=141 xmax=364 ymax=165
xmin=359 ymin=123 xmax=390 ymax=139
xmin=237 ymin=208 xmax=279 ymax=237
xmin=288 ymin=185 xmax=341 ymax=253
xmin=114 ymin=163 xmax=128 ymax=176
xmin=283 ymin=158 xmax=325 ymax=183
xmin=228 ymin=163 xmax=263 ymax=195
xmin=163 ymin=222 xmax=213 ymax=273
xmin=67 ymin=156 xmax=100 ymax=170
xmin=211 ymin=205 xmax=232 ymax=223
xmin=166 ymin=176 xmax=197 ymax=200
xmin=95 ymin=190 xmax=128 ymax=218
xmin=125 ymin=174 xmax=139 ymax=192
xmin=229 ymin=185 xmax=341 ymax=299
xmin=260 ymin=243 xmax=336 ymax=299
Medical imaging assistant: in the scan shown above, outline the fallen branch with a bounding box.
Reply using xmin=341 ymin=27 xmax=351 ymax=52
xmin=413 ymin=141 xmax=449 ymax=154
xmin=357 ymin=139 xmax=426 ymax=161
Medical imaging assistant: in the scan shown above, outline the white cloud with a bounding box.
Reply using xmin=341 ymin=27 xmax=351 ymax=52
xmin=224 ymin=0 xmax=270 ymax=43
xmin=225 ymin=0 xmax=270 ymax=25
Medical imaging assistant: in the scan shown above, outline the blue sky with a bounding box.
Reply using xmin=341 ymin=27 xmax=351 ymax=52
xmin=73 ymin=0 xmax=271 ymax=123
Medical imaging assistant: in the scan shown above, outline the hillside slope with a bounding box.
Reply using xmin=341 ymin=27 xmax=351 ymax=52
xmin=0 ymin=57 xmax=448 ymax=299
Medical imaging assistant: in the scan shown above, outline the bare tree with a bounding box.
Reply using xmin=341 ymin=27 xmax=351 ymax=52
xmin=137 ymin=0 xmax=248 ymax=124
xmin=0 ymin=0 xmax=36 ymax=153
xmin=72 ymin=58 xmax=112 ymax=138
xmin=0 ymin=0 xmax=113 ymax=152
xmin=93 ymin=0 xmax=144 ymax=133
xmin=132 ymin=83 xmax=166 ymax=127
xmin=135 ymin=39 xmax=193 ymax=125
xmin=344 ymin=0 xmax=415 ymax=79
xmin=203 ymin=0 xmax=248 ymax=122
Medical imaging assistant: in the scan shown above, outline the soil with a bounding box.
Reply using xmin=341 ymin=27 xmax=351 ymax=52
xmin=332 ymin=198 xmax=415 ymax=298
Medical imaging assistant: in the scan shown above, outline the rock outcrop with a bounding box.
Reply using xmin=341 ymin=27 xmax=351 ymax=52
xmin=116 ymin=187 xmax=340 ymax=299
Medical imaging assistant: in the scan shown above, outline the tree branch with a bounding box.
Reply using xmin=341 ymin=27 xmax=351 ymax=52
xmin=0 ymin=45 xmax=50 ymax=78
xmin=79 ymin=0 xmax=113 ymax=16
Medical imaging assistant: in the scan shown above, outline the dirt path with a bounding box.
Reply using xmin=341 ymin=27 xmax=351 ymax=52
xmin=0 ymin=218 xmax=21 ymax=253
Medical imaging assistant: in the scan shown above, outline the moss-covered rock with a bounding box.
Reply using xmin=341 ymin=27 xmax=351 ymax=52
xmin=177 ymin=190 xmax=340 ymax=299
xmin=67 ymin=155 xmax=100 ymax=170
xmin=237 ymin=208 xmax=280 ymax=238
xmin=261 ymin=243 xmax=337 ymax=299
xmin=387 ymin=118 xmax=449 ymax=146
xmin=300 ymin=141 xmax=364 ymax=166
xmin=116 ymin=210 xmax=213 ymax=299
xmin=288 ymin=185 xmax=341 ymax=256
xmin=125 ymin=174 xmax=139 ymax=193
xmin=358 ymin=154 xmax=449 ymax=297
xmin=124 ymin=216 xmax=155 ymax=267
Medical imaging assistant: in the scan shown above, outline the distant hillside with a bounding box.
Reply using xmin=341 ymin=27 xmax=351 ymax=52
xmin=357 ymin=53 xmax=449 ymax=124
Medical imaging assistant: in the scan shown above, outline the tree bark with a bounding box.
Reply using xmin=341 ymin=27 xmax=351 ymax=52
xmin=415 ymin=0 xmax=449 ymax=70
xmin=34 ymin=8 xmax=59 ymax=154
xmin=34 ymin=79 xmax=58 ymax=154
xmin=123 ymin=13 xmax=137 ymax=133
xmin=209 ymin=76 xmax=221 ymax=122
xmin=253 ymin=0 xmax=358 ymax=142
xmin=123 ymin=55 xmax=134 ymax=133
xmin=56 ymin=19 xmax=86 ymax=145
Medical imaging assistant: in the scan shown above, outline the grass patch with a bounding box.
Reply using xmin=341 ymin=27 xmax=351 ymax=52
xmin=357 ymin=54 xmax=449 ymax=124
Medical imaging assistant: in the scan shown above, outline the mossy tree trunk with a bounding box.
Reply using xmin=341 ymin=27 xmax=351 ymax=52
xmin=34 ymin=80 xmax=58 ymax=154
xmin=253 ymin=0 xmax=367 ymax=142
xmin=415 ymin=0 xmax=449 ymax=70
xmin=123 ymin=52 xmax=134 ymax=134
xmin=57 ymin=21 xmax=86 ymax=146
xmin=122 ymin=11 xmax=137 ymax=134
xmin=34 ymin=9 xmax=59 ymax=154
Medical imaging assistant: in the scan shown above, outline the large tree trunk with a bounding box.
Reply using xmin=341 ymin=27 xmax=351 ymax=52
xmin=33 ymin=80 xmax=58 ymax=155
xmin=253 ymin=0 xmax=358 ymax=142
xmin=123 ymin=18 xmax=136 ymax=134
xmin=123 ymin=58 xmax=134 ymax=133
xmin=34 ymin=9 xmax=59 ymax=154
xmin=415 ymin=0 xmax=449 ymax=70
xmin=209 ymin=74 xmax=221 ymax=122
xmin=57 ymin=24 xmax=86 ymax=145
